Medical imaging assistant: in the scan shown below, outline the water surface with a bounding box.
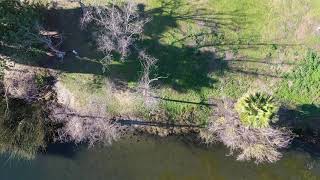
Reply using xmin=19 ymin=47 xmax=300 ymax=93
xmin=0 ymin=136 xmax=319 ymax=180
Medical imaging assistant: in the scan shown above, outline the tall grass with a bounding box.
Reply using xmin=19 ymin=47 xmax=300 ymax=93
xmin=0 ymin=98 xmax=46 ymax=159
xmin=277 ymin=51 xmax=320 ymax=104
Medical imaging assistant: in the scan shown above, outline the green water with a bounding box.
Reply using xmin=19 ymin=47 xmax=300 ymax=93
xmin=0 ymin=136 xmax=319 ymax=180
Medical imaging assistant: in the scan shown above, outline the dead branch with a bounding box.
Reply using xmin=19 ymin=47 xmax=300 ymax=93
xmin=137 ymin=50 xmax=166 ymax=108
xmin=138 ymin=50 xmax=158 ymax=96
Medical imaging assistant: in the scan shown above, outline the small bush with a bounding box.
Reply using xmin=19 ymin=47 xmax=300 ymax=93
xmin=235 ymin=92 xmax=279 ymax=128
xmin=203 ymin=99 xmax=293 ymax=164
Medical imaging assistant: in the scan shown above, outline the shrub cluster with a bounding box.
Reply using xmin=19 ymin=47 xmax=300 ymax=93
xmin=235 ymin=92 xmax=278 ymax=128
xmin=202 ymin=94 xmax=293 ymax=164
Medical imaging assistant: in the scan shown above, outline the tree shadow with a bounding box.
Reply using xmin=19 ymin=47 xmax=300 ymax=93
xmin=142 ymin=0 xmax=247 ymax=40
xmin=41 ymin=7 xmax=106 ymax=74
xmin=278 ymin=104 xmax=320 ymax=130
xmin=151 ymin=95 xmax=216 ymax=107
xmin=1 ymin=1 xmax=297 ymax=92
xmin=278 ymin=104 xmax=320 ymax=157
xmin=139 ymin=39 xmax=226 ymax=92
xmin=1 ymin=5 xmax=106 ymax=75
xmin=116 ymin=119 xmax=202 ymax=128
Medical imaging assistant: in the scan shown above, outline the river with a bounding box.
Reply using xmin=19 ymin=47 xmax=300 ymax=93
xmin=0 ymin=136 xmax=319 ymax=180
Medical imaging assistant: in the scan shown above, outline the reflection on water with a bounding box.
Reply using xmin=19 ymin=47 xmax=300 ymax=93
xmin=0 ymin=136 xmax=319 ymax=180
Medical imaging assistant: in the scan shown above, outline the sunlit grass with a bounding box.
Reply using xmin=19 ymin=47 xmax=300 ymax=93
xmin=56 ymin=0 xmax=320 ymax=124
xmin=276 ymin=51 xmax=320 ymax=105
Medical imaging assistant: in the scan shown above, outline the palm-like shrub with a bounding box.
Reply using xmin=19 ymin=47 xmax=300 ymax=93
xmin=204 ymin=99 xmax=292 ymax=164
xmin=235 ymin=92 xmax=278 ymax=128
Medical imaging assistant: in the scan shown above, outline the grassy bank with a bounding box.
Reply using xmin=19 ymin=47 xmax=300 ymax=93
xmin=1 ymin=0 xmax=320 ymax=162
xmin=50 ymin=0 xmax=320 ymax=127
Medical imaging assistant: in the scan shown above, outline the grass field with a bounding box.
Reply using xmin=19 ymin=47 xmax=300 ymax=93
xmin=28 ymin=0 xmax=320 ymax=125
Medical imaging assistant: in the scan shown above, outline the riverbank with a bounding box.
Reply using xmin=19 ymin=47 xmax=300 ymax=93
xmin=0 ymin=61 xmax=320 ymax=163
xmin=1 ymin=0 xmax=320 ymax=163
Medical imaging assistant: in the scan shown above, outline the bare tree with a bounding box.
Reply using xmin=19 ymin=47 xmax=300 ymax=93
xmin=138 ymin=50 xmax=158 ymax=96
xmin=80 ymin=0 xmax=150 ymax=62
xmin=137 ymin=50 xmax=168 ymax=108
xmin=202 ymin=99 xmax=293 ymax=164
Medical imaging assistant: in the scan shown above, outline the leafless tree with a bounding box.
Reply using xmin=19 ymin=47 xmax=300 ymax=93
xmin=203 ymin=99 xmax=293 ymax=164
xmin=137 ymin=50 xmax=167 ymax=108
xmin=138 ymin=50 xmax=158 ymax=96
xmin=80 ymin=0 xmax=150 ymax=62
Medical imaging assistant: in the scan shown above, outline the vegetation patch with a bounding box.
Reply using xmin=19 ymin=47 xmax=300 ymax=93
xmin=59 ymin=73 xmax=148 ymax=118
xmin=0 ymin=1 xmax=41 ymax=43
xmin=0 ymin=97 xmax=46 ymax=159
xmin=277 ymin=51 xmax=320 ymax=104
xmin=159 ymin=89 xmax=211 ymax=126
xmin=202 ymin=98 xmax=292 ymax=164
xmin=0 ymin=0 xmax=47 ymax=58
xmin=235 ymin=92 xmax=279 ymax=128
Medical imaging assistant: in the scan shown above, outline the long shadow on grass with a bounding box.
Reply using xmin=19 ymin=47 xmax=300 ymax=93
xmin=115 ymin=1 xmax=248 ymax=91
xmin=2 ymin=3 xmax=230 ymax=91
xmin=142 ymin=0 xmax=247 ymax=40
xmin=2 ymin=2 xmax=296 ymax=91
xmin=152 ymin=96 xmax=217 ymax=107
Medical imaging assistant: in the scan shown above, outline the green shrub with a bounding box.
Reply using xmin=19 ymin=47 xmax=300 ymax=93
xmin=35 ymin=71 xmax=54 ymax=90
xmin=277 ymin=51 xmax=320 ymax=104
xmin=0 ymin=0 xmax=45 ymax=47
xmin=235 ymin=92 xmax=279 ymax=128
xmin=0 ymin=97 xmax=46 ymax=159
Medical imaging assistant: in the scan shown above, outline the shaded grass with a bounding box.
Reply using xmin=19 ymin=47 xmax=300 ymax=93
xmin=139 ymin=0 xmax=319 ymax=101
